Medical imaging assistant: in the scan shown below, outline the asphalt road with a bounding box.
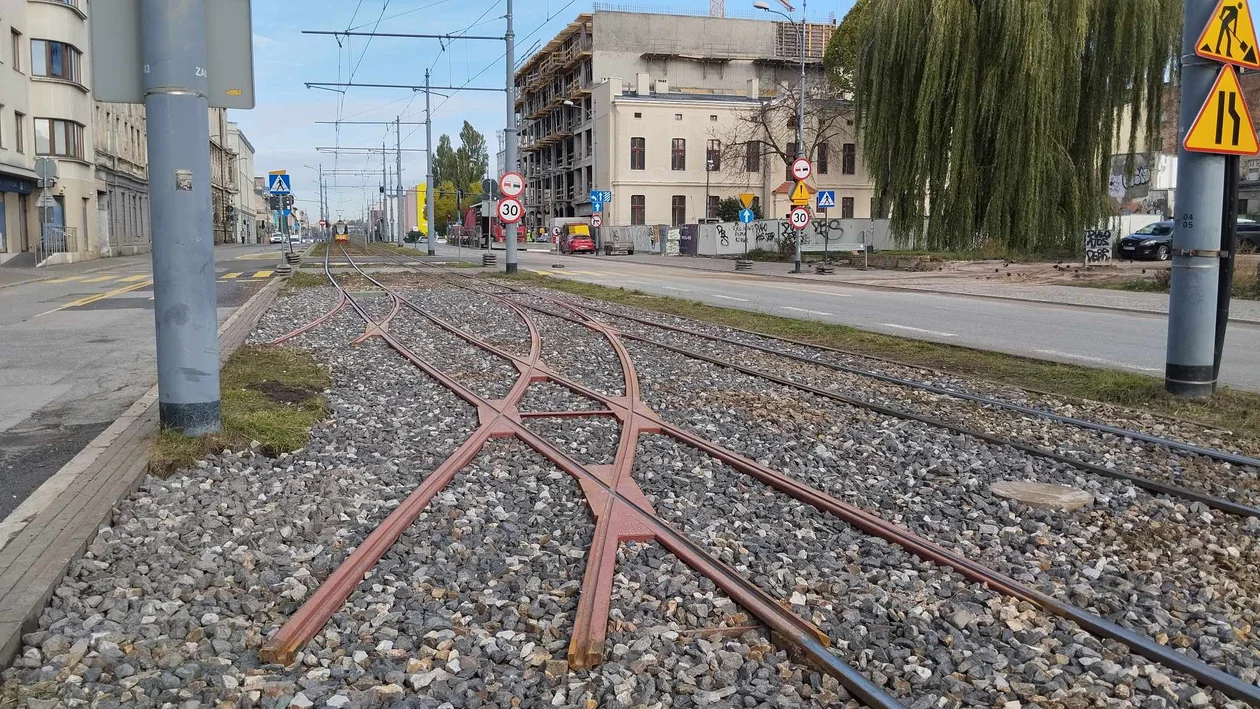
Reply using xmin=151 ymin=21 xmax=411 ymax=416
xmin=438 ymin=244 xmax=1260 ymax=392
xmin=0 ymin=243 xmax=282 ymax=519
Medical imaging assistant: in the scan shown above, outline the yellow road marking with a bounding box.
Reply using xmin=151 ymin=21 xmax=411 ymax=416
xmin=221 ymin=272 xmax=243 ymax=279
xmin=43 ymin=275 xmax=86 ymax=283
xmin=34 ymin=279 xmax=153 ymax=317
xmin=252 ymin=270 xmax=273 ymax=279
xmin=238 ymin=251 xmax=282 ymax=260
xmin=81 ymin=275 xmax=119 ymax=283
xmin=530 ymin=269 xmax=554 ymax=276
xmin=118 ymin=274 xmax=150 ymax=282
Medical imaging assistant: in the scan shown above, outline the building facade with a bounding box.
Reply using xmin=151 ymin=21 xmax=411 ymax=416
xmin=209 ymin=107 xmax=238 ymax=244
xmin=94 ymin=102 xmax=150 ymax=256
xmin=513 ymin=10 xmax=870 ymax=231
xmin=253 ymin=175 xmax=271 ymax=237
xmin=26 ymin=0 xmax=98 ymax=263
xmin=227 ymin=121 xmax=256 ymax=244
xmin=0 ymin=0 xmax=37 ymax=264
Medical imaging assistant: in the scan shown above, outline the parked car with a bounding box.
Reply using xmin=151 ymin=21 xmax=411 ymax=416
xmin=1117 ymin=221 xmax=1174 ymax=260
xmin=1239 ymin=222 xmax=1260 ymax=254
xmin=558 ymin=224 xmax=595 ymax=254
xmin=268 ymin=233 xmax=285 ymax=244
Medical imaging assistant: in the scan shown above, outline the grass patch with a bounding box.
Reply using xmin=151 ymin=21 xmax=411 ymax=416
xmin=285 ymin=271 xmax=326 ymax=289
xmin=504 ymin=272 xmax=1260 ymax=443
xmin=149 ymin=345 xmax=330 ymax=477
xmin=1084 ymin=262 xmax=1259 ymax=301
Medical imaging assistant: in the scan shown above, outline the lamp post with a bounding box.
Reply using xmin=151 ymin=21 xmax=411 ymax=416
xmin=706 ymin=158 xmax=713 ymax=222
xmin=754 ymin=0 xmax=806 ymax=273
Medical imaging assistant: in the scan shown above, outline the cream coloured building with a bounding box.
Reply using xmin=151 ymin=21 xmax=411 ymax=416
xmin=94 ymin=102 xmax=150 ymax=256
xmin=0 ymin=0 xmax=37 ymax=264
xmin=227 ymin=121 xmax=256 ymax=244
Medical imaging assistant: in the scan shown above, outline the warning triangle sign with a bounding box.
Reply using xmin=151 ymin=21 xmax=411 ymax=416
xmin=790 ymin=181 xmax=811 ymax=205
xmin=1184 ymin=64 xmax=1260 ymax=155
xmin=1197 ymin=0 xmax=1260 ymax=69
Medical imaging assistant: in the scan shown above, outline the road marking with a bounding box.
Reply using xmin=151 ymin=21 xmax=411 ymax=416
xmin=81 ymin=275 xmax=118 ymax=283
xmin=662 ymin=286 xmax=694 ymax=292
xmin=782 ymin=306 xmax=834 ymax=316
xmin=237 ymin=251 xmax=283 ymax=260
xmin=253 ymin=270 xmax=274 ymax=279
xmin=759 ymin=283 xmax=852 ymax=297
xmin=221 ymin=272 xmax=243 ymax=280
xmin=118 ymin=274 xmax=150 ymax=282
xmin=530 ymin=269 xmax=554 ymax=276
xmin=1034 ymin=349 xmax=1162 ymax=373
xmin=34 ymin=279 xmax=154 ymax=317
xmin=713 ymin=294 xmax=749 ymax=302
xmin=882 ymin=323 xmax=957 ymax=338
xmin=43 ymin=276 xmax=86 ymax=283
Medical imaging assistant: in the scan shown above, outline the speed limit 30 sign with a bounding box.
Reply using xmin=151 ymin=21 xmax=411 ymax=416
xmin=497 ymin=197 xmax=523 ymax=224
xmin=789 ymin=205 xmax=811 ymax=230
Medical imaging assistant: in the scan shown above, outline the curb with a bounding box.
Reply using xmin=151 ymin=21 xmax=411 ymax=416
xmin=569 ymin=254 xmax=1260 ymax=326
xmin=0 ymin=276 xmax=284 ymax=669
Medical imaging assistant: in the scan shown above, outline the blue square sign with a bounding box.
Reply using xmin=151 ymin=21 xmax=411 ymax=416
xmin=268 ymin=173 xmax=292 ymax=195
xmin=816 ymin=190 xmax=836 ymax=210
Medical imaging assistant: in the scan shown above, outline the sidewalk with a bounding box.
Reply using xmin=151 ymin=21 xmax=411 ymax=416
xmin=569 ymin=251 xmax=1260 ymax=324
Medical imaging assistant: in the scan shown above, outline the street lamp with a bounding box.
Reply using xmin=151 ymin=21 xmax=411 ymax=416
xmin=706 ymin=158 xmax=714 ymax=222
xmin=754 ymin=0 xmax=807 ymax=273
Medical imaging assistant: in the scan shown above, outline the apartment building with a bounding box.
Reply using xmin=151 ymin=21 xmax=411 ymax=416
xmin=0 ymin=0 xmax=36 ymax=264
xmin=253 ymin=176 xmax=271 ymax=237
xmin=209 ymin=107 xmax=238 ymax=245
xmin=228 ymin=121 xmax=257 ymax=244
xmin=513 ymin=10 xmax=870 ymax=231
xmin=94 ymin=102 xmax=149 ymax=255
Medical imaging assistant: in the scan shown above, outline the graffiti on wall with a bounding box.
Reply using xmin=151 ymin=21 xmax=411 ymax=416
xmin=1084 ymin=230 xmax=1114 ymax=266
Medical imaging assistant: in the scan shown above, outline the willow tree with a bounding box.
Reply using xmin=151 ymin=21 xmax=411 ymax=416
xmin=851 ymin=0 xmax=1180 ymax=252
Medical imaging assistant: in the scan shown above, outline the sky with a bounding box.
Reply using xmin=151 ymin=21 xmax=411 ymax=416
xmin=234 ymin=0 xmax=859 ymax=221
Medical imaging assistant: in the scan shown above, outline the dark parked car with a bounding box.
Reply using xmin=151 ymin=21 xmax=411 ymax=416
xmin=1117 ymin=221 xmax=1174 ymax=261
xmin=1118 ymin=219 xmax=1260 ymax=260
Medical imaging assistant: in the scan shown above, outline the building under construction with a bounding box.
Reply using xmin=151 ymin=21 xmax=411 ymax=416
xmin=514 ymin=7 xmax=837 ymax=231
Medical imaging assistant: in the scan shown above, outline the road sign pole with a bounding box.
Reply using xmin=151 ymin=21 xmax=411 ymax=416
xmin=1214 ymin=154 xmax=1240 ymax=389
xmin=504 ymin=0 xmax=518 ymax=274
xmin=426 ymin=70 xmax=436 ymax=256
xmin=1166 ymin=0 xmax=1226 ymax=398
xmin=143 ymin=0 xmax=221 ymax=434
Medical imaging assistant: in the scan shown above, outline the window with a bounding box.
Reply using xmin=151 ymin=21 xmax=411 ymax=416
xmin=631 ymin=195 xmax=645 ymax=225
xmin=11 ymin=30 xmax=21 ymax=72
xmin=630 ymin=137 xmax=645 ymax=171
xmin=707 ymin=195 xmax=719 ymax=220
xmin=842 ymin=143 xmax=856 ymax=175
xmin=817 ymin=143 xmax=829 ymax=175
xmin=14 ymin=112 xmax=24 ymax=153
xmin=34 ymin=118 xmax=84 ymax=158
xmin=706 ymin=139 xmax=721 ymax=171
xmin=841 ymin=196 xmax=854 ymax=219
xmin=709 ymin=115 xmax=718 ymax=122
xmin=31 ymin=39 xmax=82 ymax=83
xmin=634 ymin=112 xmax=642 ymax=118
xmin=671 ymin=195 xmax=686 ymax=225
xmin=744 ymin=141 xmax=760 ymax=173
xmin=674 ymin=113 xmax=683 ymax=120
xmin=671 ymin=138 xmax=686 ymax=171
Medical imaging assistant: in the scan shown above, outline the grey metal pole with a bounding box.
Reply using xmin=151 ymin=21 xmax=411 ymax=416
xmin=143 ymin=0 xmax=220 ymax=434
xmin=395 ymin=116 xmax=404 ymax=244
xmin=425 ymin=70 xmax=437 ymax=256
xmin=504 ymin=0 xmax=519 ymax=273
xmin=793 ymin=1 xmax=805 ymax=274
xmin=1166 ymin=0 xmax=1224 ymax=398
xmin=381 ymin=143 xmax=389 ymax=243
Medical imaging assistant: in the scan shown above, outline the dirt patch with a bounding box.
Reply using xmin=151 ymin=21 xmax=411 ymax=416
xmin=249 ymin=380 xmax=320 ymax=405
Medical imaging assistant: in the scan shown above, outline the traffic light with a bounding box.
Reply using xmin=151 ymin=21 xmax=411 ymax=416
xmin=269 ymin=195 xmax=282 ymax=211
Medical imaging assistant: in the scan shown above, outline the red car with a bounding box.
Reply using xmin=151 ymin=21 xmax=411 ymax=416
xmin=558 ymin=224 xmax=595 ymax=254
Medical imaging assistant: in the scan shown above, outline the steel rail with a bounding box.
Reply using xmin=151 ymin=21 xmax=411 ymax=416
xmin=265 ymin=246 xmax=908 ymax=708
xmin=351 ymin=247 xmax=1260 ymax=705
xmin=557 ymin=299 xmax=1260 ymax=470
xmin=267 ymin=246 xmax=349 ymax=345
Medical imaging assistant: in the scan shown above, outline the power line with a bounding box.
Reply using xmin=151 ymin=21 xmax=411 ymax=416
xmin=349 ymin=0 xmax=459 ymax=30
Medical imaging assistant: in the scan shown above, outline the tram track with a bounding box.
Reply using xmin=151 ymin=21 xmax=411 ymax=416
xmin=253 ymin=243 xmax=1260 ymax=706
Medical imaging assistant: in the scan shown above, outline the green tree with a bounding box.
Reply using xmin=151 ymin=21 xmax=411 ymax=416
xmin=433 ymin=179 xmax=487 ymax=233
xmin=715 ymin=197 xmax=763 ymax=222
xmin=822 ymin=0 xmax=871 ymax=96
xmin=850 ymin=0 xmax=1179 ymax=253
xmin=434 ymin=122 xmax=490 ymax=190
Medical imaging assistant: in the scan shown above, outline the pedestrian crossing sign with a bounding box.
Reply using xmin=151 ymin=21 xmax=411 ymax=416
xmin=1197 ymin=0 xmax=1260 ymax=69
xmin=816 ymin=190 xmax=836 ymax=210
xmin=267 ymin=173 xmax=292 ymax=195
xmin=1184 ymin=64 xmax=1260 ymax=155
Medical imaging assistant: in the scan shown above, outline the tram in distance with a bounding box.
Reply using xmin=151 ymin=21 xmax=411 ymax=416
xmin=332 ymin=220 xmax=349 ymax=244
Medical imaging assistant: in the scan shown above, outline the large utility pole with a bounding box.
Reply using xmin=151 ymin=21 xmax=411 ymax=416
xmin=1166 ymin=0 xmax=1224 ymax=398
xmin=426 ymin=69 xmax=437 ymax=256
xmin=395 ymin=116 xmax=404 ymax=242
xmin=504 ymin=0 xmax=519 ymax=273
xmin=144 ymin=0 xmax=220 ymax=434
